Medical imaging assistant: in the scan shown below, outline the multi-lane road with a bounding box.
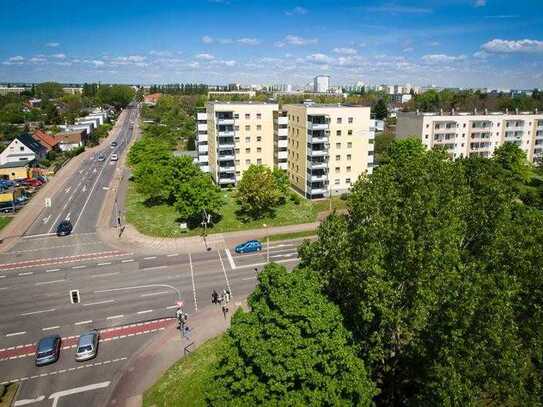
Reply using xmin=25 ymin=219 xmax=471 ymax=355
xmin=0 ymin=105 xmax=304 ymax=406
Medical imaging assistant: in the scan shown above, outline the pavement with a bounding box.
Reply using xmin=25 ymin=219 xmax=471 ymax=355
xmin=0 ymin=103 xmax=313 ymax=407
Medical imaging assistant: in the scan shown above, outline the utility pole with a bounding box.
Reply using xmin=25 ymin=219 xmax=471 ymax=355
xmin=263 ymin=223 xmax=270 ymax=263
xmin=201 ymin=209 xmax=212 ymax=251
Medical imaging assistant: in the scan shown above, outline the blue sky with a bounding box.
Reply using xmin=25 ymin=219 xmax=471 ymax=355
xmin=1 ymin=0 xmax=542 ymax=88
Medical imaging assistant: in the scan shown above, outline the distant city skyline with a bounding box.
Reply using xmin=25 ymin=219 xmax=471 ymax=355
xmin=1 ymin=0 xmax=542 ymax=89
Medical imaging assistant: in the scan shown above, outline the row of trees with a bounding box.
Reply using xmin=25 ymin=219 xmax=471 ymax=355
xmin=206 ymin=141 xmax=543 ymax=405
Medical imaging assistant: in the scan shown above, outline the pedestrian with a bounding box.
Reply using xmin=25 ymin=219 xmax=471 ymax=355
xmin=222 ymin=303 xmax=229 ymax=319
xmin=211 ymin=289 xmax=218 ymax=304
xmin=225 ymin=288 xmax=231 ymax=303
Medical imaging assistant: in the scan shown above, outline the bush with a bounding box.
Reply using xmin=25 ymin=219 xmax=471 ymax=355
xmin=290 ymin=192 xmax=301 ymax=205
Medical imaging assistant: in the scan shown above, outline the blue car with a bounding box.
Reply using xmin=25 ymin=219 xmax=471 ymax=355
xmin=235 ymin=240 xmax=263 ymax=254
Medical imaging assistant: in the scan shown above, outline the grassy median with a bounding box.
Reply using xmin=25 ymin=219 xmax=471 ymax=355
xmin=125 ymin=182 xmax=324 ymax=238
xmin=0 ymin=217 xmax=12 ymax=231
xmin=143 ymin=335 xmax=224 ymax=407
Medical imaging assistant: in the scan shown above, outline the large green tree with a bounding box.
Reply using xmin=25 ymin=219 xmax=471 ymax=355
xmin=236 ymin=164 xmax=282 ymax=219
xmin=96 ymin=85 xmax=135 ymax=110
xmin=373 ymin=99 xmax=388 ymax=120
xmin=206 ymin=263 xmax=377 ymax=406
xmin=35 ymin=82 xmax=64 ymax=99
xmin=299 ymin=139 xmax=543 ymax=405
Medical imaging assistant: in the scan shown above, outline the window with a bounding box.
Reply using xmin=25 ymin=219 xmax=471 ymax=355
xmin=245 ymin=148 xmax=251 ymax=153
xmin=257 ymin=113 xmax=262 ymax=119
xmin=235 ymin=160 xmax=240 ymax=165
xmin=335 ymin=155 xmax=341 ymax=160
xmin=245 ymin=113 xmax=250 ymax=119
xmin=234 ymin=125 xmax=240 ymax=131
xmin=347 ymin=142 xmax=352 ymax=148
xmin=426 ymin=124 xmax=429 ymax=128
xmin=336 ymin=117 xmax=342 ymax=124
xmin=335 ymin=167 xmax=340 ymax=173
xmin=335 ymin=179 xmax=340 ymax=185
xmin=245 ymin=125 xmax=250 ymax=131
xmin=348 ymin=117 xmax=353 ymax=124
xmin=346 ymin=166 xmax=351 ymax=172
xmin=463 ymin=123 xmax=466 ymax=128
xmin=425 ymin=135 xmax=429 ymax=139
xmin=348 ymin=130 xmax=352 ymax=136
xmin=235 ymin=136 xmax=240 ymax=142
xmin=234 ymin=114 xmax=239 ymax=119
xmin=257 ymin=147 xmax=262 ymax=153
xmin=245 ymin=159 xmax=251 ymax=165
xmin=336 ymin=143 xmax=341 ymax=149
xmin=346 ymin=178 xmax=351 ymax=184
xmin=245 ymin=137 xmax=250 ymax=143
xmin=347 ymin=154 xmax=351 ymax=160
xmin=235 ymin=148 xmax=240 ymax=153
xmin=257 ymin=125 xmax=262 ymax=131
xmin=336 ymin=130 xmax=341 ymax=136
xmin=20 ymin=146 xmax=24 ymax=151
xmin=257 ymin=136 xmax=262 ymax=142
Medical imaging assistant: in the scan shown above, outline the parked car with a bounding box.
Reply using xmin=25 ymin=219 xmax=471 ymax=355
xmin=97 ymin=154 xmax=105 ymax=162
xmin=56 ymin=220 xmax=73 ymax=236
xmin=75 ymin=330 xmax=99 ymax=362
xmin=35 ymin=335 xmax=61 ymax=366
xmin=110 ymin=154 xmax=118 ymax=161
xmin=235 ymin=240 xmax=263 ymax=254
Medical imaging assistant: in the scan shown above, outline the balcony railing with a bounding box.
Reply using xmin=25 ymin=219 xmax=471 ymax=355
xmin=308 ymin=149 xmax=328 ymax=157
xmin=308 ymin=134 xmax=328 ymax=143
xmin=217 ymin=154 xmax=235 ymax=161
xmin=218 ymin=177 xmax=235 ymax=184
xmin=217 ymin=118 xmax=234 ymax=125
xmin=308 ymin=161 xmax=328 ymax=169
xmin=307 ymin=122 xmax=329 ymax=131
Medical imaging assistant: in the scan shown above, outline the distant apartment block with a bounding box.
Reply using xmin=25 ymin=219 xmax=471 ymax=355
xmin=0 ymin=87 xmax=26 ymax=96
xmin=284 ymin=103 xmax=374 ymax=198
xmin=396 ymin=109 xmax=543 ymax=162
xmin=196 ymin=101 xmax=375 ymax=198
xmin=313 ymin=75 xmax=330 ymax=93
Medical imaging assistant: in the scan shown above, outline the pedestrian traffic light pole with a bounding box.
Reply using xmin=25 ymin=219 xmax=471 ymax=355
xmin=201 ymin=208 xmax=212 ymax=251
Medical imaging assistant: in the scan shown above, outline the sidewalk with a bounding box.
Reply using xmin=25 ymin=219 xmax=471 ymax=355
xmin=0 ymin=111 xmax=129 ymax=253
xmin=106 ymin=300 xmax=247 ymax=407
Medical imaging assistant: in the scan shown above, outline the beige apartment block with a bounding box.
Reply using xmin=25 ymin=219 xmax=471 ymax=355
xmin=200 ymin=102 xmax=278 ymax=186
xmin=396 ymin=110 xmax=543 ymax=162
xmin=283 ymin=103 xmax=375 ymax=199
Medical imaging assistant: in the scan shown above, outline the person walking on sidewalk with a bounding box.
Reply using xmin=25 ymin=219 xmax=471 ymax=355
xmin=211 ymin=289 xmax=218 ymax=304
xmin=222 ymin=303 xmax=229 ymax=319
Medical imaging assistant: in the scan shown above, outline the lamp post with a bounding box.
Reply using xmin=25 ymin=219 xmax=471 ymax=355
xmin=263 ymin=223 xmax=269 ymax=263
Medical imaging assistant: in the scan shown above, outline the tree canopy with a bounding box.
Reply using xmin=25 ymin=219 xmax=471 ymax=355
xmin=299 ymin=139 xmax=543 ymax=405
xmin=96 ymin=85 xmax=135 ymax=110
xmin=235 ymin=164 xmax=283 ymax=219
xmin=206 ymin=263 xmax=377 ymax=406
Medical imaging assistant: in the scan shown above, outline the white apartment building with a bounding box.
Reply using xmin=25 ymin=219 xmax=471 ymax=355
xmin=313 ymin=75 xmax=330 ymax=93
xmin=396 ymin=109 xmax=543 ymax=162
xmin=196 ymin=101 xmax=375 ymax=198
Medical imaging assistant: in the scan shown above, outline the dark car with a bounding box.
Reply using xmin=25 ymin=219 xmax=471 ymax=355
xmin=235 ymin=240 xmax=263 ymax=254
xmin=35 ymin=335 xmax=61 ymax=366
xmin=56 ymin=220 xmax=73 ymax=236
xmin=110 ymin=141 xmax=118 ymax=148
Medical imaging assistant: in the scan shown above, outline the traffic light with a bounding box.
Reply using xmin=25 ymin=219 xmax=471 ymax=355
xmin=70 ymin=290 xmax=80 ymax=304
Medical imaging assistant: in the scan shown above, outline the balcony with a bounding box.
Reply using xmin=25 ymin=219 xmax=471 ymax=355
xmin=277 ymin=150 xmax=288 ymax=159
xmin=217 ymin=154 xmax=235 ymax=161
xmin=217 ymin=141 xmax=235 ymax=149
xmin=198 ymin=155 xmax=208 ymax=163
xmin=218 ymin=177 xmax=236 ymax=185
xmin=217 ymin=130 xmax=235 ymax=137
xmin=219 ymin=165 xmax=236 ymax=172
xmin=277 ymin=139 xmax=288 ymax=148
xmin=308 ymin=134 xmax=329 ymax=144
xmin=198 ymin=144 xmax=208 ymax=154
xmin=276 ymin=128 xmax=288 ymax=137
xmin=217 ymin=118 xmax=234 ymax=125
xmin=197 ymin=112 xmax=207 ymax=121
xmin=307 ymin=122 xmax=329 ymax=131
xmin=308 ymin=161 xmax=328 ymax=170
xmin=197 ymin=123 xmax=208 ymax=131
xmin=308 ymin=149 xmax=328 ymax=157
xmin=197 ymin=133 xmax=208 ymax=143
xmin=309 ymin=187 xmax=327 ymax=195
xmin=200 ymin=165 xmax=210 ymax=173
xmin=275 ymin=116 xmax=288 ymax=125
xmin=309 ymin=173 xmax=327 ymax=182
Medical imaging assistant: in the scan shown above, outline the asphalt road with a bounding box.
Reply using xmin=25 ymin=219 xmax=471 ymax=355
xmin=0 ymin=104 xmax=306 ymax=406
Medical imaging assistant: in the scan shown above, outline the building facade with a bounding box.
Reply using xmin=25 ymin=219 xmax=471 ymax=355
xmin=396 ymin=110 xmax=543 ymax=162
xmin=283 ymin=103 xmax=374 ymax=199
xmin=313 ymin=75 xmax=330 ymax=93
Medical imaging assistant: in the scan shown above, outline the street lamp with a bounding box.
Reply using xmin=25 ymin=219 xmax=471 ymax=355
xmin=263 ymin=223 xmax=269 ymax=263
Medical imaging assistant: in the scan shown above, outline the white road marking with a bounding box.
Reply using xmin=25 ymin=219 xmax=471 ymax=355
xmin=35 ymin=279 xmax=65 ymax=286
xmin=83 ymin=299 xmax=114 ymax=307
xmin=22 ymin=232 xmax=56 ymax=239
xmin=14 ymin=395 xmax=46 ymax=406
xmin=91 ymin=271 xmax=119 ymax=278
xmin=42 ymin=326 xmax=60 ymax=331
xmin=0 ymin=275 xmax=5 ymax=278
xmin=166 ymin=305 xmax=177 ymax=310
xmin=72 ymin=265 xmax=86 ymax=269
xmin=189 ymin=253 xmax=198 ymax=312
xmin=140 ymin=291 xmax=169 ymax=298
xmin=242 ymin=276 xmax=257 ymax=281
xmin=42 ymin=215 xmax=51 ymax=224
xmin=65 ymin=212 xmax=71 ymax=221
xmin=20 ymin=308 xmax=56 ymax=316
xmin=270 ymin=252 xmax=297 ymax=259
xmin=6 ymin=331 xmax=26 ymax=337
xmin=143 ymin=256 xmax=157 ymax=260
xmin=107 ymin=314 xmax=124 ymax=320
xmin=121 ymin=259 xmax=134 ymax=263
xmin=167 ymin=253 xmax=179 ymax=257
xmin=49 ymin=381 xmax=111 ymax=407
xmin=75 ymin=320 xmax=93 ymax=325
xmin=46 ymin=268 xmax=61 ymax=273
xmin=225 ymin=248 xmax=236 ymax=269
xmin=217 ymin=250 xmax=232 ymax=293
xmin=235 ymin=258 xmax=299 ymax=269
xmin=0 ymin=287 xmax=8 ymax=291
xmin=65 ymin=186 xmax=71 ymax=194
xmin=137 ymin=309 xmax=153 ymax=314
xmin=18 ymin=272 xmax=33 ymax=276
xmin=97 ymin=262 xmax=111 ymax=266
xmin=141 ymin=265 xmax=167 ymax=271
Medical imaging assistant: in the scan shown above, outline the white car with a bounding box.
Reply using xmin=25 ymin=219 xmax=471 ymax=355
xmin=110 ymin=154 xmax=118 ymax=161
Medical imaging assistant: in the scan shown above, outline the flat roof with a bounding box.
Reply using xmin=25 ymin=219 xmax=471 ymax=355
xmin=0 ymin=161 xmax=29 ymax=168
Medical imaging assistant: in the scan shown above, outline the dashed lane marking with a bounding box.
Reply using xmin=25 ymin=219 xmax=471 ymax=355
xmin=74 ymin=320 xmax=93 ymax=326
xmin=35 ymin=279 xmax=65 ymax=286
xmin=18 ymin=272 xmax=33 ymax=276
xmin=141 ymin=265 xmax=167 ymax=271
xmin=137 ymin=309 xmax=153 ymax=314
xmin=167 ymin=253 xmax=179 ymax=257
xmin=121 ymin=259 xmax=134 ymax=263
xmin=143 ymin=256 xmax=157 ymax=260
xmin=91 ymin=271 xmax=119 ymax=278
xmin=6 ymin=331 xmax=26 ymax=337
xmin=83 ymin=299 xmax=115 ymax=307
xmin=217 ymin=250 xmax=232 ymax=293
xmin=242 ymin=276 xmax=258 ymax=281
xmin=0 ymin=251 xmax=131 ymax=271
xmin=20 ymin=308 xmax=56 ymax=316
xmin=46 ymin=268 xmax=61 ymax=273
xmin=140 ymin=291 xmax=169 ymax=297
xmin=72 ymin=265 xmax=86 ymax=269
xmin=42 ymin=326 xmax=60 ymax=331
xmin=97 ymin=262 xmax=112 ymax=266
xmin=106 ymin=314 xmax=124 ymax=320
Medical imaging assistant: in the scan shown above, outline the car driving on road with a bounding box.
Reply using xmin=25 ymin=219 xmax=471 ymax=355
xmin=35 ymin=335 xmax=61 ymax=366
xmin=97 ymin=153 xmax=105 ymax=162
xmin=235 ymin=240 xmax=263 ymax=254
xmin=110 ymin=153 xmax=118 ymax=161
xmin=75 ymin=330 xmax=99 ymax=361
xmin=56 ymin=220 xmax=73 ymax=236
xmin=110 ymin=141 xmax=118 ymax=148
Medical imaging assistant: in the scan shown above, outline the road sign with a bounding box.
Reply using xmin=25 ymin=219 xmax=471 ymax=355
xmin=44 ymin=198 xmax=52 ymax=208
xmin=176 ymin=301 xmax=184 ymax=308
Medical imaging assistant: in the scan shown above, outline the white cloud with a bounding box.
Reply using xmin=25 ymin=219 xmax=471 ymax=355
xmin=473 ymin=50 xmax=489 ymax=59
xmin=127 ymin=55 xmax=146 ymax=62
xmin=402 ymin=47 xmax=414 ymax=53
xmin=51 ymin=53 xmax=66 ymax=59
xmin=195 ymin=53 xmax=215 ymax=60
xmin=474 ymin=0 xmax=486 ymax=7
xmin=201 ymin=36 xmax=214 ymax=44
xmin=29 ymin=57 xmax=47 ymax=63
xmin=89 ymin=60 xmax=105 ymax=67
xmin=422 ymin=54 xmax=466 ymax=63
xmin=333 ymin=47 xmax=357 ymax=55
xmin=45 ymin=42 xmax=60 ymax=48
xmin=481 ymin=39 xmax=543 ymax=54
xmin=285 ymin=6 xmax=307 ymax=16
xmin=275 ymin=35 xmax=318 ymax=47
xmin=149 ymin=50 xmax=173 ymax=57
xmin=306 ymin=53 xmax=335 ymax=64
xmin=9 ymin=56 xmax=24 ymax=62
xmin=237 ymin=38 xmax=260 ymax=46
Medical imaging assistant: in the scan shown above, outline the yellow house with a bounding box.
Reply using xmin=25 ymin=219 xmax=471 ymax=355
xmin=0 ymin=162 xmax=31 ymax=180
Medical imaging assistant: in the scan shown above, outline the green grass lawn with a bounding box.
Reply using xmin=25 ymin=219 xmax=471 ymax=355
xmin=126 ymin=182 xmax=327 ymax=238
xmin=143 ymin=335 xmax=224 ymax=407
xmin=0 ymin=217 xmax=12 ymax=231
